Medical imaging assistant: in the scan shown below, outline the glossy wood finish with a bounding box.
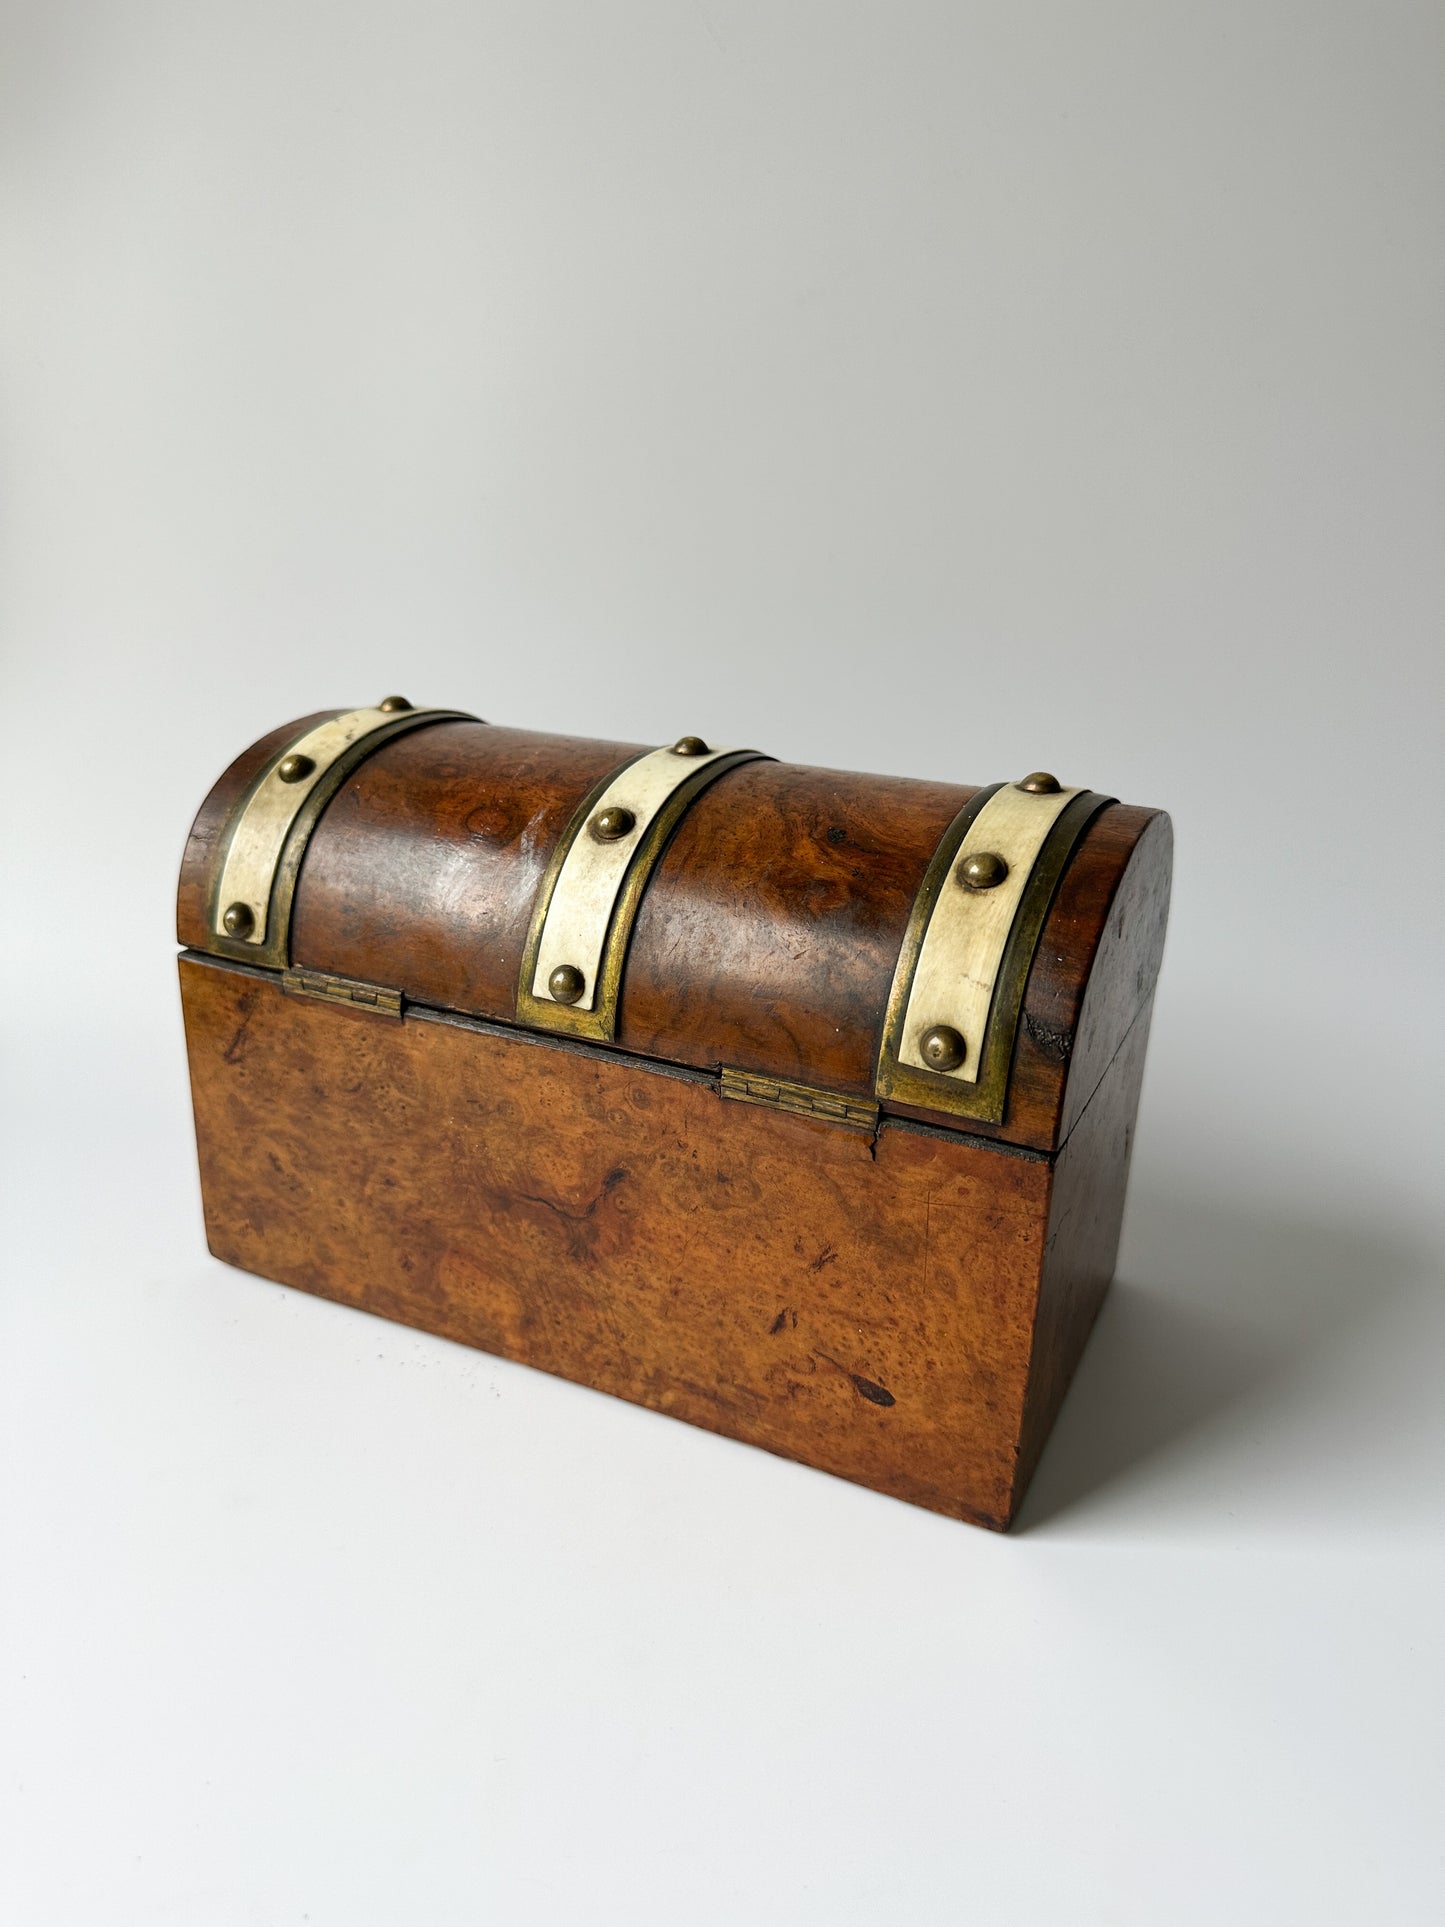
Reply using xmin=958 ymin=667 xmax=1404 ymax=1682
xmin=178 ymin=716 xmax=1170 ymax=1150
xmin=281 ymin=728 xmax=985 ymax=1106
xmin=617 ymin=759 xmax=976 ymax=1097
xmin=289 ymin=723 xmax=644 ymax=1020
xmin=180 ymin=953 xmax=1154 ymax=1528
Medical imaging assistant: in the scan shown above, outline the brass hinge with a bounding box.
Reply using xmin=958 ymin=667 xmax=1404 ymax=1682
xmin=282 ymin=968 xmax=404 ymax=1019
xmin=720 ymin=1067 xmax=878 ymax=1132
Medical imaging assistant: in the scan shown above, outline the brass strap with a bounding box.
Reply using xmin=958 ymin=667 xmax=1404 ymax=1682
xmin=875 ymin=782 xmax=1113 ymax=1125
xmin=517 ymin=741 xmax=770 ymax=1042
xmin=210 ymin=704 xmax=478 ymax=970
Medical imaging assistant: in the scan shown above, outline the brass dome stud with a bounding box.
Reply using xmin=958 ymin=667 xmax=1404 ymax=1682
xmin=590 ymin=805 xmax=637 ymax=842
xmin=276 ymin=753 xmax=316 ymax=784
xmin=958 ymin=850 xmax=1009 ymax=891
xmin=222 ymin=902 xmax=256 ymax=939
xmin=378 ymin=695 xmax=413 ymax=713
xmin=548 ymin=964 xmax=585 ymax=1005
xmin=670 ymin=735 xmax=710 ymax=756
xmin=919 ymin=1024 xmax=966 ymax=1073
xmin=1017 ymin=771 xmax=1061 ymax=794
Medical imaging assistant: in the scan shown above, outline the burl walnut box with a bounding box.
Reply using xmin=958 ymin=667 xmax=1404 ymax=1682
xmin=177 ymin=700 xmax=1171 ymax=1530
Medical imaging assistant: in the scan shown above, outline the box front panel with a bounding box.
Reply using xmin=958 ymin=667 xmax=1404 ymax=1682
xmin=180 ymin=956 xmax=1051 ymax=1527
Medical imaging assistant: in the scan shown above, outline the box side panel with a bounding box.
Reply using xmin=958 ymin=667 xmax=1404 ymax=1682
xmin=1005 ymin=995 xmax=1158 ymax=1523
xmin=1057 ymin=809 xmax=1172 ymax=1143
xmin=179 ymin=957 xmax=1050 ymax=1528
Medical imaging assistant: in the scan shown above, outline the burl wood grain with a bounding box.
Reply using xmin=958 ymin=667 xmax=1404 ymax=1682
xmin=617 ymin=759 xmax=976 ymax=1098
xmin=181 ymin=953 xmax=1111 ymax=1528
xmin=288 ymin=723 xmax=645 ymax=1018
xmin=178 ymin=716 xmax=1170 ymax=1153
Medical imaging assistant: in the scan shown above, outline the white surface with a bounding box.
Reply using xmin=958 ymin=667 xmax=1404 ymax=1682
xmin=2 ymin=4 xmax=1442 ymax=1922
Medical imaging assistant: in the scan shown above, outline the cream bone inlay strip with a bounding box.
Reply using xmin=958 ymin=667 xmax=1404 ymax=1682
xmin=896 ymin=780 xmax=1083 ymax=1082
xmin=532 ymin=742 xmax=743 ymax=1011
xmin=213 ymin=704 xmax=461 ymax=947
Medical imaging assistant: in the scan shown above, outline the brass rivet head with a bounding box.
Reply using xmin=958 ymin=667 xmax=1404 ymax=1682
xmin=378 ymin=695 xmax=413 ymax=713
xmin=670 ymin=735 xmax=710 ymax=756
xmin=958 ymin=850 xmax=1009 ymax=891
xmin=590 ymin=805 xmax=637 ymax=842
xmin=222 ymin=902 xmax=255 ymax=939
xmin=276 ymin=753 xmax=315 ymax=784
xmin=919 ymin=1024 xmax=966 ymax=1073
xmin=1017 ymin=770 xmax=1061 ymax=794
xmin=548 ymin=964 xmax=585 ymax=1005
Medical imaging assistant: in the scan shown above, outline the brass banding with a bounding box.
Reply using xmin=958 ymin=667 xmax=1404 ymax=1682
xmin=875 ymin=783 xmax=1112 ymax=1125
xmin=899 ymin=781 xmax=1081 ymax=1084
xmin=210 ymin=703 xmax=477 ymax=964
xmin=532 ymin=744 xmax=747 ymax=1013
xmin=216 ymin=708 xmax=406 ymax=946
xmin=518 ymin=741 xmax=770 ymax=1042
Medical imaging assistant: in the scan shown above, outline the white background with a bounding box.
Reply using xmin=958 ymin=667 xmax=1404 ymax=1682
xmin=2 ymin=4 xmax=1442 ymax=1921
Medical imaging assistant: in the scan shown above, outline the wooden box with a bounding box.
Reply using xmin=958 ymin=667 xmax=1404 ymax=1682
xmin=177 ymin=701 xmax=1171 ymax=1529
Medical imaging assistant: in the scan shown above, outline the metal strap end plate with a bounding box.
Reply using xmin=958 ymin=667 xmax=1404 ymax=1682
xmin=209 ymin=703 xmax=478 ymax=970
xmin=900 ymin=781 xmax=1084 ymax=1085
xmin=875 ymin=778 xmax=1113 ymax=1126
xmin=517 ymin=739 xmax=769 ymax=1043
